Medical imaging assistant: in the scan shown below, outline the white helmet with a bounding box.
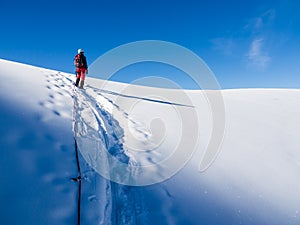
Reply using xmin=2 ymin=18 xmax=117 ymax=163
xmin=78 ymin=48 xmax=84 ymax=54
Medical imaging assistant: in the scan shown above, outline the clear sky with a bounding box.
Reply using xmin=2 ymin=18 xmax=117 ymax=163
xmin=1 ymin=0 xmax=299 ymax=89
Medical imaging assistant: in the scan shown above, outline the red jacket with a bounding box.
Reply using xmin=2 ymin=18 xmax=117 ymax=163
xmin=74 ymin=53 xmax=88 ymax=69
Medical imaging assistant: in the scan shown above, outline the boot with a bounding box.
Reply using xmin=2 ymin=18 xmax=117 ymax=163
xmin=79 ymin=80 xmax=84 ymax=89
xmin=75 ymin=78 xmax=80 ymax=87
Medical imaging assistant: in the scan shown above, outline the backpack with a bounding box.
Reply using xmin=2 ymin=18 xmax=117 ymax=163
xmin=74 ymin=54 xmax=83 ymax=68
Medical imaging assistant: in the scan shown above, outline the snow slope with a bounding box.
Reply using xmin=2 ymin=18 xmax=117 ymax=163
xmin=1 ymin=58 xmax=300 ymax=225
xmin=0 ymin=59 xmax=77 ymax=224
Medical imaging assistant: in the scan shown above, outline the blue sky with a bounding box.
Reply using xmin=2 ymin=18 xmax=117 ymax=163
xmin=1 ymin=0 xmax=299 ymax=89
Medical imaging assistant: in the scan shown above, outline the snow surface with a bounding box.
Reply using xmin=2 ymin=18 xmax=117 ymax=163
xmin=1 ymin=58 xmax=300 ymax=225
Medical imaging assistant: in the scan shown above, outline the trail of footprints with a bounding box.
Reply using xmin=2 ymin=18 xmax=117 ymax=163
xmin=39 ymin=70 xmax=74 ymax=119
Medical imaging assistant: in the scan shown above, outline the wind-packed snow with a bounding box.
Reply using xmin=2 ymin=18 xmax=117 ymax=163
xmin=1 ymin=58 xmax=300 ymax=225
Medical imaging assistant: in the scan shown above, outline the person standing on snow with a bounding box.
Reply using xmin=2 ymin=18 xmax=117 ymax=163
xmin=74 ymin=48 xmax=88 ymax=88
